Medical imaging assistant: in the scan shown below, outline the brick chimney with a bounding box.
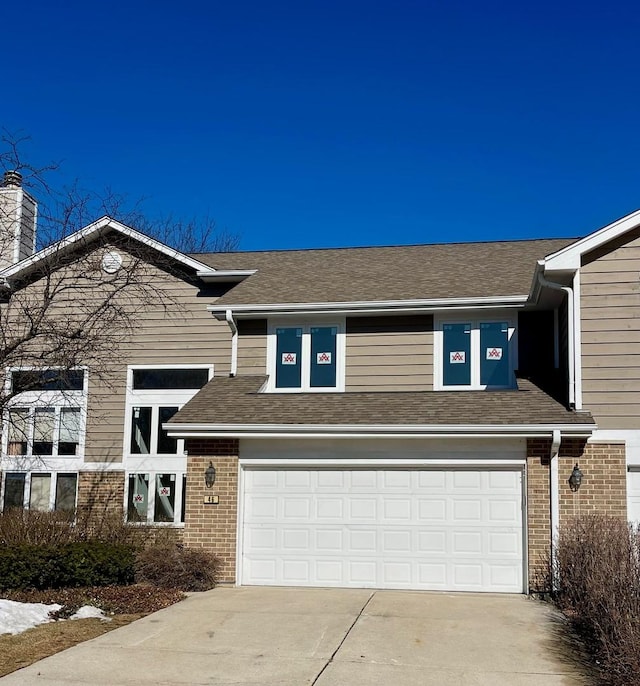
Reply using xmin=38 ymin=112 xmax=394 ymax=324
xmin=0 ymin=170 xmax=38 ymax=271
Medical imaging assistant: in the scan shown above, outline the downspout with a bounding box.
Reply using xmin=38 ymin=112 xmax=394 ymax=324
xmin=549 ymin=428 xmax=561 ymax=589
xmin=537 ymin=269 xmax=575 ymax=408
xmin=225 ymin=309 xmax=238 ymax=377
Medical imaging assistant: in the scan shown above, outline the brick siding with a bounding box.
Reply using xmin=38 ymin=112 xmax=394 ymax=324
xmin=184 ymin=439 xmax=239 ymax=583
xmin=526 ymin=438 xmax=627 ymax=591
xmin=526 ymin=438 xmax=552 ymax=590
xmin=77 ymin=471 xmax=125 ymax=520
xmin=558 ymin=439 xmax=627 ymax=524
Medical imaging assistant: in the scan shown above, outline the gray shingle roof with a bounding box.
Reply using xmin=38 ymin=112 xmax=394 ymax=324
xmin=169 ymin=375 xmax=594 ymax=428
xmin=193 ymin=238 xmax=576 ymax=306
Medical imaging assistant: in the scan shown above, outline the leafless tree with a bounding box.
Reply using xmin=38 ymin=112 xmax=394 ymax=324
xmin=0 ymin=131 xmax=239 ymax=447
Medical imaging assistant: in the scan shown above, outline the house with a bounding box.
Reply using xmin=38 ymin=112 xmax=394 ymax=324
xmin=0 ymin=169 xmax=637 ymax=594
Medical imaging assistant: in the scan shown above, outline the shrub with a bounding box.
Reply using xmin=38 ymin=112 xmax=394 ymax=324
xmin=135 ymin=545 xmax=221 ymax=591
xmin=551 ymin=515 xmax=640 ymax=686
xmin=0 ymin=509 xmax=144 ymax=546
xmin=0 ymin=541 xmax=136 ymax=591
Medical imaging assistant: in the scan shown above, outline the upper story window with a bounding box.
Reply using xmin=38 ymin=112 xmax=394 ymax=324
xmin=266 ymin=321 xmax=345 ymax=392
xmin=435 ymin=318 xmax=516 ymax=390
xmin=125 ymin=365 xmax=212 ymax=457
xmin=4 ymin=368 xmax=87 ymax=458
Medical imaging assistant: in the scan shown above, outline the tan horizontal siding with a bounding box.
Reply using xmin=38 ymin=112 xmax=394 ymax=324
xmin=582 ymin=330 xmax=640 ymax=344
xmin=346 ymin=315 xmax=433 ymax=391
xmin=580 ymin=232 xmax=640 ymax=429
xmin=237 ymin=334 xmax=267 ymax=373
xmin=583 ymin=366 xmax=640 ymax=380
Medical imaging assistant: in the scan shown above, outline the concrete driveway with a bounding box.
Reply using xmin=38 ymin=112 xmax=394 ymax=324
xmin=1 ymin=587 xmax=593 ymax=685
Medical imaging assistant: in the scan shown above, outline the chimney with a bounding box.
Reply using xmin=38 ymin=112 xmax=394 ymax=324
xmin=0 ymin=170 xmax=38 ymax=271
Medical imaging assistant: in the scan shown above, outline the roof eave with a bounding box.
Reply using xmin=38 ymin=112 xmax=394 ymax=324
xmin=543 ymin=208 xmax=640 ymax=271
xmin=208 ymin=295 xmax=529 ymax=318
xmin=167 ymin=422 xmax=596 ymax=439
xmin=0 ymin=216 xmax=217 ymax=282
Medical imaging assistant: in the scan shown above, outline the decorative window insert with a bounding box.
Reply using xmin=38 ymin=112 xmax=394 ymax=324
xmin=267 ymin=321 xmax=345 ymax=392
xmin=436 ymin=318 xmax=516 ymax=390
xmin=126 ymin=472 xmax=187 ymax=525
xmin=124 ymin=365 xmax=212 ymax=458
xmin=4 ymin=369 xmax=86 ymax=458
xmin=1 ymin=471 xmax=78 ymax=511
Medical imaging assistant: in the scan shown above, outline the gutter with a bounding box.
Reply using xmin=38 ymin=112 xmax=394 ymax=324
xmin=225 ymin=309 xmax=238 ymax=377
xmin=537 ymin=266 xmax=576 ymax=408
xmin=207 ymin=294 xmax=529 ymax=318
xmin=166 ymin=423 xmax=596 ymax=439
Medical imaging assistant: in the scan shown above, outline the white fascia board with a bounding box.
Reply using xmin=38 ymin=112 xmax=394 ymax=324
xmin=167 ymin=422 xmax=596 ymax=438
xmin=197 ymin=269 xmax=257 ymax=282
xmin=240 ymin=458 xmax=526 ymax=467
xmin=0 ymin=216 xmax=215 ymax=281
xmin=543 ymin=209 xmax=640 ymax=272
xmin=207 ymin=295 xmax=529 ymax=318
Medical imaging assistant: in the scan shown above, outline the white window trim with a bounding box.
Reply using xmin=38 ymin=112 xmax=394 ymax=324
xmin=123 ymin=364 xmax=214 ymax=459
xmin=124 ymin=470 xmax=186 ymax=527
xmin=265 ymin=318 xmax=346 ymax=393
xmin=2 ymin=367 xmax=88 ymax=460
xmin=434 ymin=313 xmax=518 ymax=391
xmin=0 ymin=470 xmax=79 ymax=511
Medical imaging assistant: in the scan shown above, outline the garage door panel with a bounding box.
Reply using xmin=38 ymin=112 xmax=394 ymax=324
xmin=242 ymin=467 xmax=524 ymax=593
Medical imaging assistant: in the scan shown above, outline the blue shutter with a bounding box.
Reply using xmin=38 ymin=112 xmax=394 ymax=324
xmin=443 ymin=323 xmax=471 ymax=386
xmin=275 ymin=327 xmax=302 ymax=388
xmin=310 ymin=327 xmax=337 ymax=388
xmin=480 ymin=322 xmax=510 ymax=387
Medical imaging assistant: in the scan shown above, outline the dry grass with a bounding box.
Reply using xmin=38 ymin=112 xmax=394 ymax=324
xmin=0 ymin=584 xmax=185 ymax=678
xmin=0 ymin=615 xmax=140 ymax=678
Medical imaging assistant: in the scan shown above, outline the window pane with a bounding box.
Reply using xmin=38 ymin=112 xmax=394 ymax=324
xmin=55 ymin=474 xmax=77 ymax=512
xmin=30 ymin=474 xmax=51 ymax=511
xmin=157 ymin=407 xmax=179 ymax=454
xmin=33 ymin=408 xmax=55 ymax=456
xmin=127 ymin=474 xmax=149 ymax=522
xmin=480 ymin=322 xmax=511 ymax=387
xmin=132 ymin=368 xmax=209 ymax=390
xmin=130 ymin=407 xmax=152 ymax=454
xmin=12 ymin=369 xmax=84 ymax=393
xmin=59 ymin=408 xmax=81 ymax=456
xmin=443 ymin=323 xmax=471 ymax=386
xmin=180 ymin=474 xmax=186 ymax=523
xmin=8 ymin=409 xmax=29 ymax=455
xmin=275 ymin=327 xmax=302 ymax=389
xmin=310 ymin=327 xmax=337 ymax=388
xmin=154 ymin=474 xmax=176 ymax=523
xmin=3 ymin=473 xmax=26 ymax=509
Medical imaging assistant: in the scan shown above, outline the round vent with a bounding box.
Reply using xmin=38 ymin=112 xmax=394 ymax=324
xmin=102 ymin=251 xmax=123 ymax=274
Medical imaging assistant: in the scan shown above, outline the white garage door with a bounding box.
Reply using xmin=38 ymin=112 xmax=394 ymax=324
xmin=628 ymin=468 xmax=640 ymax=522
xmin=241 ymin=467 xmax=524 ymax=593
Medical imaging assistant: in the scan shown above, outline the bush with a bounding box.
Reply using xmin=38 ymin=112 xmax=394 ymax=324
xmin=0 ymin=541 xmax=136 ymax=591
xmin=135 ymin=545 xmax=220 ymax=591
xmin=0 ymin=508 xmax=143 ymax=546
xmin=551 ymin=515 xmax=640 ymax=686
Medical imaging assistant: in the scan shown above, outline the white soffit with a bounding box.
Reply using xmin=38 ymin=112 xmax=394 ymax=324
xmin=543 ymin=208 xmax=640 ymax=272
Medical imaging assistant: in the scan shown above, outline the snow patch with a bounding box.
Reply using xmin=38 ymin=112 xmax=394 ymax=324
xmin=0 ymin=600 xmax=112 ymax=636
xmin=0 ymin=599 xmax=61 ymax=636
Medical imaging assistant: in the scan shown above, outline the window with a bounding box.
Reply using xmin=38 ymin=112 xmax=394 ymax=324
xmin=126 ymin=472 xmax=185 ymax=525
xmin=1 ymin=472 xmax=78 ymax=511
xmin=124 ymin=366 xmax=212 ymax=457
xmin=268 ymin=322 xmax=345 ymax=391
xmin=436 ymin=319 xmax=516 ymax=390
xmin=4 ymin=369 xmax=86 ymax=458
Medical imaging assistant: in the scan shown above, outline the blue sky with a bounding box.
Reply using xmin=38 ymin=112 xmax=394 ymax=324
xmin=3 ymin=0 xmax=640 ymax=250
